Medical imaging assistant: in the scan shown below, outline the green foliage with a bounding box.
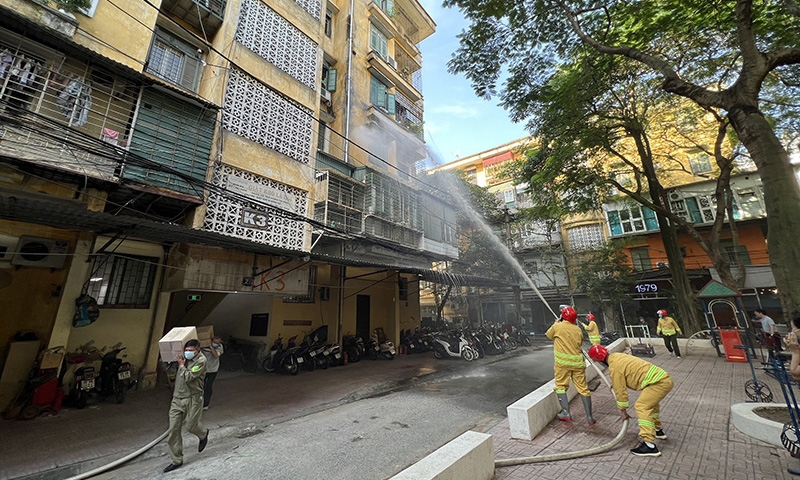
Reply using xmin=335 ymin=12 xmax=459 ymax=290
xmin=573 ymin=241 xmax=634 ymax=305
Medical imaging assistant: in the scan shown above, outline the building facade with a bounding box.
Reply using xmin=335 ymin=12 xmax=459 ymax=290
xmin=0 ymin=0 xmax=460 ymax=407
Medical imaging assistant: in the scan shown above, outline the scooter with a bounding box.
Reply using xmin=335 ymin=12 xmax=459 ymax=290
xmin=367 ymin=330 xmax=396 ymax=360
xmin=70 ymin=347 xmax=133 ymax=408
xmin=432 ymin=331 xmax=477 ymax=361
xmin=262 ymin=335 xmax=300 ymax=375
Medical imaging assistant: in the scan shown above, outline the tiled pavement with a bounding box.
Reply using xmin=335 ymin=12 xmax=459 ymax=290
xmin=490 ymin=347 xmax=799 ymax=479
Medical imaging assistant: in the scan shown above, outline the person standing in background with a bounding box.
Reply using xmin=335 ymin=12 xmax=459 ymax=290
xmin=656 ymin=310 xmax=682 ymax=358
xmin=202 ymin=336 xmax=223 ymax=410
xmin=754 ymin=309 xmax=779 ymax=349
xmin=581 ymin=313 xmax=601 ymax=345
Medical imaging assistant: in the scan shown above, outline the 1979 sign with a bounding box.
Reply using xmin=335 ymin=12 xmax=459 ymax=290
xmin=635 ymin=283 xmax=659 ymax=293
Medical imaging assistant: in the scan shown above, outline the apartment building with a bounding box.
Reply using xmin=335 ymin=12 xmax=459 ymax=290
xmin=0 ymin=0 xmax=462 ymax=404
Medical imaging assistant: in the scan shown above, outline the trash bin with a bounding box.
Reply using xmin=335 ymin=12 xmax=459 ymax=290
xmin=718 ymin=328 xmax=747 ymax=363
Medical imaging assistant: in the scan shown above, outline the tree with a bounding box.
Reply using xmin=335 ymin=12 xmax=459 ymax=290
xmin=446 ymin=0 xmax=800 ymax=318
xmin=572 ymin=241 xmax=634 ymax=332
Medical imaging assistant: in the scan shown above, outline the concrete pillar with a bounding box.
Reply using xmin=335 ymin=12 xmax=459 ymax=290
xmin=47 ymin=232 xmax=93 ymax=349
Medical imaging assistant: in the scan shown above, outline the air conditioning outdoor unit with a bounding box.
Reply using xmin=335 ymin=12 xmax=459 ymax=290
xmin=11 ymin=236 xmax=69 ymax=268
xmin=387 ymin=56 xmax=397 ymax=69
xmin=321 ymin=89 xmax=332 ymax=103
xmin=669 ymin=192 xmax=681 ymax=200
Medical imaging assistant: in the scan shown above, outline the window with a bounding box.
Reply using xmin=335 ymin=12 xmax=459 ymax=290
xmin=317 ymin=121 xmax=329 ymax=152
xmin=370 ymin=75 xmax=395 ymax=113
xmin=324 ymin=9 xmax=333 ymax=37
xmin=369 ymin=24 xmax=388 ymax=60
xmin=690 ymin=154 xmax=712 ymax=174
xmin=630 ymin=247 xmax=651 ymax=272
xmin=87 ymin=254 xmax=159 ymax=308
xmin=146 ymin=29 xmax=202 ymax=92
xmin=606 ymin=206 xmax=658 ymax=236
xmin=321 ymin=62 xmax=337 ymax=92
xmin=503 ymin=189 xmax=515 ymax=204
xmin=566 ymin=224 xmax=605 ymax=250
xmin=374 ymin=0 xmax=394 ymax=16
xmin=399 ymin=277 xmax=408 ymax=300
xmin=720 ymin=241 xmax=751 ymax=266
xmin=283 ymin=266 xmax=317 ymax=303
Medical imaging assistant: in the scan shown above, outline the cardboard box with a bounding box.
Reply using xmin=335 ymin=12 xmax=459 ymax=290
xmin=197 ymin=325 xmax=214 ymax=348
xmin=39 ymin=352 xmax=64 ymax=374
xmin=158 ymin=327 xmax=197 ymax=362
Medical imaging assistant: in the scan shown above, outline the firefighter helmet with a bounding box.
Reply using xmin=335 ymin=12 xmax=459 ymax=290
xmin=657 ymin=309 xmax=668 ymax=318
xmin=588 ymin=344 xmax=609 ymax=362
xmin=587 ymin=313 xmax=596 ymax=322
xmin=561 ymin=307 xmax=578 ymax=324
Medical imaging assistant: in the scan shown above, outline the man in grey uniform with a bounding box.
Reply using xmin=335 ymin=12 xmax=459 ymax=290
xmin=164 ymin=339 xmax=209 ymax=473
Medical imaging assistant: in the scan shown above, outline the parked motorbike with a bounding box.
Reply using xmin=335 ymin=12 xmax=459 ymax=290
xmin=431 ymin=331 xmax=477 ymax=361
xmin=70 ymin=347 xmax=133 ymax=408
xmin=367 ymin=329 xmax=396 ymax=360
xmin=262 ymin=335 xmax=300 ymax=375
xmin=600 ymin=331 xmax=621 ymax=346
xmin=342 ymin=335 xmax=363 ymax=363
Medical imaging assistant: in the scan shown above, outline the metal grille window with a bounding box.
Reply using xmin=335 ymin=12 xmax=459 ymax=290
xmin=87 ymin=254 xmax=158 ymax=308
xmin=145 ymin=29 xmax=202 ymax=92
xmin=566 ymin=224 xmax=605 ymax=251
xmin=223 ymin=68 xmax=313 ymax=164
xmin=236 ymin=0 xmax=318 ymax=89
xmin=630 ymin=247 xmax=651 ymax=272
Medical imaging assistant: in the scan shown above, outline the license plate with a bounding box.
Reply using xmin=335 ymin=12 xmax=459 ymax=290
xmin=81 ymin=379 xmax=95 ymax=390
xmin=410 ymin=344 xmax=415 ymax=349
xmin=309 ymin=350 xmax=316 ymax=357
xmin=334 ymin=353 xmax=341 ymax=359
xmin=296 ymin=357 xmax=304 ymax=363
xmin=118 ymin=370 xmax=131 ymax=380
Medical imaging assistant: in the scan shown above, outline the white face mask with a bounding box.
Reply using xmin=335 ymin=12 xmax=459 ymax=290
xmin=184 ymin=350 xmax=196 ymax=360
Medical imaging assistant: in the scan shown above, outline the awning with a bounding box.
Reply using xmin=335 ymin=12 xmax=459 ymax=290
xmin=482 ymin=151 xmax=513 ymax=167
xmin=0 ymin=188 xmax=510 ymax=289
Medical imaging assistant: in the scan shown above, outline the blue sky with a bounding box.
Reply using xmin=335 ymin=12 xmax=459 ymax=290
xmin=417 ymin=0 xmax=529 ymax=165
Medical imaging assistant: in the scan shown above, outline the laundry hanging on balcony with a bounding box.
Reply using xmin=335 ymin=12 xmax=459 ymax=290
xmin=56 ymin=76 xmax=92 ymax=127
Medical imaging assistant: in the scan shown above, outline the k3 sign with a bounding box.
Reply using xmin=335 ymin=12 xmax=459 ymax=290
xmin=239 ymin=208 xmax=269 ymax=230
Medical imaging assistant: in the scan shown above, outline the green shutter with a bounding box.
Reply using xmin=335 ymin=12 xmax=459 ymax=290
xmin=387 ymin=93 xmax=395 ymax=114
xmin=326 ymin=68 xmax=337 ymax=92
xmin=642 ymin=207 xmax=658 ymax=230
xmin=127 ymin=88 xmax=214 ymax=194
xmin=607 ymin=211 xmax=622 ymax=236
xmin=685 ymin=197 xmax=702 ymax=223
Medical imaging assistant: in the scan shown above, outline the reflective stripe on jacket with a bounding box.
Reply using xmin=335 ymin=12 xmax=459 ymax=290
xmin=546 ymin=321 xmax=585 ymax=368
xmin=608 ymin=352 xmax=670 ymax=409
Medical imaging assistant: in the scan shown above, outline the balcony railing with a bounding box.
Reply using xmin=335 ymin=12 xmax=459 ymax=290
xmin=159 ymin=0 xmax=226 ymax=37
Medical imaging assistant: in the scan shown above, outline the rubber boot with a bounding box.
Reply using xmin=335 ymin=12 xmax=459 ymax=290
xmin=581 ymin=395 xmax=596 ymax=425
xmin=556 ymin=393 xmax=572 ymax=421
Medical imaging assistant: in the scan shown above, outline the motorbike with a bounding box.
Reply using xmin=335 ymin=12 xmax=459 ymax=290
xmin=70 ymin=347 xmax=133 ymax=408
xmin=431 ymin=331 xmax=478 ymax=361
xmin=342 ymin=335 xmax=363 ymax=363
xmin=367 ymin=329 xmax=396 ymax=360
xmin=262 ymin=335 xmax=300 ymax=375
xmin=600 ymin=331 xmax=621 ymax=346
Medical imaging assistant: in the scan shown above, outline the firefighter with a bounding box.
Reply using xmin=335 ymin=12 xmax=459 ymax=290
xmin=656 ymin=309 xmax=682 ymax=358
xmin=582 ymin=313 xmax=601 ymax=345
xmin=164 ymin=339 xmax=210 ymax=473
xmin=588 ymin=344 xmax=674 ymax=457
xmin=546 ymin=306 xmax=595 ymax=424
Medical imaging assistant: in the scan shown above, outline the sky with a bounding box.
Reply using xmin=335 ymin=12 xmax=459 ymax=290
xmin=417 ymin=0 xmax=530 ymax=166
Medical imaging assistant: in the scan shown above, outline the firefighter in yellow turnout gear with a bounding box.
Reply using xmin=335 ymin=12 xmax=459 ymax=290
xmin=164 ymin=339 xmax=210 ymax=473
xmin=589 ymin=345 xmax=674 ymax=457
xmin=657 ymin=309 xmax=682 ymax=358
xmin=581 ymin=313 xmax=601 ymax=345
xmin=545 ymin=307 xmax=595 ymax=424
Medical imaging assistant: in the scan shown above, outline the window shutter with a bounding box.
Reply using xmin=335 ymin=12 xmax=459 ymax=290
xmin=326 ymin=68 xmax=337 ymax=92
xmin=180 ymin=56 xmax=201 ymax=91
xmin=685 ymin=197 xmax=702 ymax=223
xmin=642 ymin=207 xmax=658 ymax=230
xmin=386 ymin=0 xmax=394 ymax=16
xmin=387 ymin=93 xmax=395 ymax=114
xmin=370 ymin=77 xmax=381 ymax=106
xmin=607 ymin=211 xmax=622 ymax=236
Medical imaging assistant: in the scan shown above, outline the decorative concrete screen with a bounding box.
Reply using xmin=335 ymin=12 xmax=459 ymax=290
xmin=204 ymin=164 xmax=308 ymax=250
xmin=223 ymin=68 xmax=314 ymax=164
xmin=236 ymin=0 xmax=318 ymax=88
xmin=566 ymin=223 xmax=605 ymax=251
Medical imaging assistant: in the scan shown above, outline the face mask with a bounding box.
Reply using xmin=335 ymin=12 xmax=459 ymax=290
xmin=212 ymin=342 xmax=219 ymax=348
xmin=184 ymin=350 xmax=196 ymax=360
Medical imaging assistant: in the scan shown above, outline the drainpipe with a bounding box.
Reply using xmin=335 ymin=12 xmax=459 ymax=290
xmin=343 ymin=0 xmax=355 ymax=163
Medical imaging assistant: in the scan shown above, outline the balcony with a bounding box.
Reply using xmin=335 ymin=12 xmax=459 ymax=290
xmin=3 ymin=0 xmax=78 ymax=38
xmin=160 ymin=0 xmax=225 ymax=37
xmin=366 ymin=51 xmax=421 ymax=103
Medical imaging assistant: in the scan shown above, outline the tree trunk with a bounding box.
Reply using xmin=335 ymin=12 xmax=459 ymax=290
xmin=729 ymin=108 xmax=800 ymax=320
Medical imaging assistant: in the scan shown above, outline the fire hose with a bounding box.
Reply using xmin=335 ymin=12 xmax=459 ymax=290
xmin=495 ymin=350 xmax=630 ymax=467
xmin=64 ymin=430 xmax=169 ymax=480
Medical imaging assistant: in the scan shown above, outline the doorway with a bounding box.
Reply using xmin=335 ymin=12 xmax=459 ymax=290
xmin=356 ymin=295 xmax=370 ymax=341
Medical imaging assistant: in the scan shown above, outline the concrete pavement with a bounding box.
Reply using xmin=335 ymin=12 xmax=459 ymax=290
xmin=2 ymin=341 xmax=797 ymax=479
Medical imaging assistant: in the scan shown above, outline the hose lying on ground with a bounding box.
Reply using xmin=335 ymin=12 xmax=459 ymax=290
xmin=496 ymin=349 xmax=625 ymax=467
xmin=64 ymin=430 xmax=169 ymax=480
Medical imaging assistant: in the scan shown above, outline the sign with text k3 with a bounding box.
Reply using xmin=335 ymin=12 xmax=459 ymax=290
xmin=239 ymin=208 xmax=269 ymax=230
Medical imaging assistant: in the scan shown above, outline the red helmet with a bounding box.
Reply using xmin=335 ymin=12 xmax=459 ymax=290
xmin=561 ymin=307 xmax=578 ymax=324
xmin=657 ymin=309 xmax=668 ymax=318
xmin=589 ymin=345 xmax=609 ymax=362
xmin=587 ymin=313 xmax=595 ymax=322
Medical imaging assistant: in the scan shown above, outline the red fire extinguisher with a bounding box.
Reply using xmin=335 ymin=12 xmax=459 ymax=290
xmin=343 ymin=352 xmax=348 ymax=365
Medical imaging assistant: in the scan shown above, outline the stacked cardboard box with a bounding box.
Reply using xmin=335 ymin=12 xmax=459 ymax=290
xmin=196 ymin=325 xmax=214 ymax=348
xmin=158 ymin=327 xmax=197 ymax=362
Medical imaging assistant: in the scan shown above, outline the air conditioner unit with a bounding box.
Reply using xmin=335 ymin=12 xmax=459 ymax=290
xmin=669 ymin=192 xmax=681 ymax=200
xmin=11 ymin=236 xmax=69 ymax=268
xmin=321 ymin=89 xmax=332 ymax=103
xmin=387 ymin=56 xmax=397 ymax=69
